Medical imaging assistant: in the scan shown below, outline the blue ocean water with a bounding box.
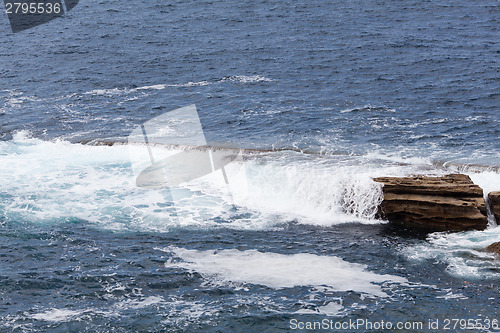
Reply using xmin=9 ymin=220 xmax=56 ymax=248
xmin=0 ymin=0 xmax=499 ymax=332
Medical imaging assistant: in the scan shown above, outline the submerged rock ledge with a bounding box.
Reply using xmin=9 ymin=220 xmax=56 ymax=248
xmin=374 ymin=174 xmax=489 ymax=232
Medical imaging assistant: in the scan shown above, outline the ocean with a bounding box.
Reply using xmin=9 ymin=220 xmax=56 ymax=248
xmin=0 ymin=0 xmax=499 ymax=332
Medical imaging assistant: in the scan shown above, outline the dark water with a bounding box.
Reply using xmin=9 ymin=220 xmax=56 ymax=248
xmin=2 ymin=0 xmax=499 ymax=162
xmin=1 ymin=0 xmax=499 ymax=332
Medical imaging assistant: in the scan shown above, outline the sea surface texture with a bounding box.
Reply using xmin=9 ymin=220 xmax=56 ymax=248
xmin=0 ymin=0 xmax=499 ymax=332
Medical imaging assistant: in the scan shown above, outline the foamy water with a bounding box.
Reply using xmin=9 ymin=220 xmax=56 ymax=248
xmin=0 ymin=132 xmax=395 ymax=230
xmin=2 ymin=132 xmax=499 ymax=234
xmin=163 ymin=247 xmax=407 ymax=297
xmin=2 ymin=133 xmax=500 ymax=287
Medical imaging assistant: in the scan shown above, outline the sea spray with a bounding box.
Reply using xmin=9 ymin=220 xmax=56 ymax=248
xmin=3 ymin=134 xmax=498 ymax=231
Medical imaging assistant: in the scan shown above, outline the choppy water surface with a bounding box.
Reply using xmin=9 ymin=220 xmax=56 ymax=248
xmin=0 ymin=0 xmax=499 ymax=331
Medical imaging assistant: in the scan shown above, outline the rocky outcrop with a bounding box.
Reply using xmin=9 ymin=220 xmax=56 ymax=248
xmin=374 ymin=174 xmax=488 ymax=232
xmin=488 ymin=191 xmax=500 ymax=223
xmin=486 ymin=242 xmax=500 ymax=256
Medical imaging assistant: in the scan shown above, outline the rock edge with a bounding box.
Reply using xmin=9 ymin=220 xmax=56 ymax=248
xmin=374 ymin=174 xmax=488 ymax=232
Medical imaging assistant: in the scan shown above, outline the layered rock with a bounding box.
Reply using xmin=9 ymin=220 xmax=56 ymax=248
xmin=488 ymin=191 xmax=500 ymax=223
xmin=374 ymin=174 xmax=488 ymax=232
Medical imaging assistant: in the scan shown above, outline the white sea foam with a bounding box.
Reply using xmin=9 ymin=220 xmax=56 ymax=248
xmin=135 ymin=84 xmax=168 ymax=90
xmin=163 ymin=247 xmax=407 ymax=297
xmin=469 ymin=171 xmax=500 ymax=199
xmin=294 ymin=302 xmax=344 ymax=316
xmin=436 ymin=289 xmax=468 ymax=300
xmin=114 ymin=296 xmax=164 ymax=310
xmin=27 ymin=296 xmax=165 ymax=324
xmin=83 ymin=87 xmax=129 ymax=96
xmin=231 ymin=156 xmax=386 ymax=226
xmin=79 ymin=75 xmax=271 ymax=97
xmin=31 ymin=309 xmax=83 ymax=322
xmin=168 ymin=80 xmax=211 ymax=87
xmin=221 ymin=75 xmax=273 ymax=83
xmin=2 ymin=133 xmax=497 ymax=233
xmin=400 ymin=163 xmax=500 ymax=278
xmin=402 ymin=227 xmax=500 ymax=279
xmin=0 ymin=134 xmax=392 ymax=230
xmin=363 ymin=150 xmax=435 ymax=167
xmin=340 ymin=105 xmax=396 ymax=114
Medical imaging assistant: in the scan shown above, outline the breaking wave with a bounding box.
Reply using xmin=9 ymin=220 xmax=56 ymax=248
xmin=1 ymin=132 xmax=499 ymax=235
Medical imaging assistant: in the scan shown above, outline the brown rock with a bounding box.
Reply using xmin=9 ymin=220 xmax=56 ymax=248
xmin=488 ymin=191 xmax=500 ymax=223
xmin=374 ymin=174 xmax=488 ymax=232
xmin=486 ymin=242 xmax=500 ymax=256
